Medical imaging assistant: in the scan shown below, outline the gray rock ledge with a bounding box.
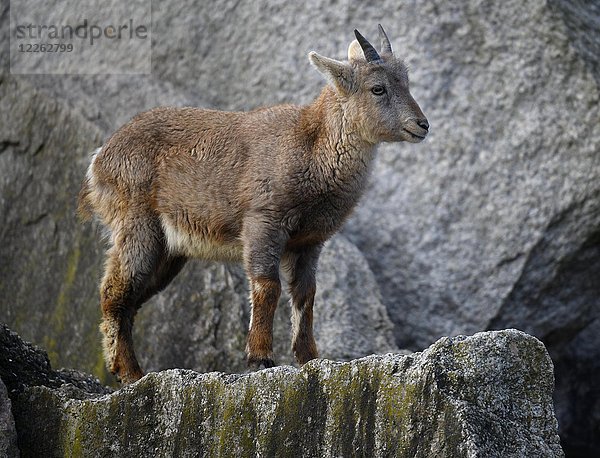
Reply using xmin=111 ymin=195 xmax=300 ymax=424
xmin=7 ymin=328 xmax=562 ymax=457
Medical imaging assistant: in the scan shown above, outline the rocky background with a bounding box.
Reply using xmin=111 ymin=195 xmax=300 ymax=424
xmin=0 ymin=0 xmax=598 ymax=456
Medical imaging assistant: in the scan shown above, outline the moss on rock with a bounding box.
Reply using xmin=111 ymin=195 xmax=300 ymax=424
xmin=6 ymin=329 xmax=563 ymax=457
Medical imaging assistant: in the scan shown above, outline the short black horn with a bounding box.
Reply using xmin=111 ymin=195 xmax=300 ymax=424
xmin=354 ymin=29 xmax=382 ymax=63
xmin=378 ymin=24 xmax=393 ymax=56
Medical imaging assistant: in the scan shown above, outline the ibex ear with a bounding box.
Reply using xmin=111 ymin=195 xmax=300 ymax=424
xmin=347 ymin=40 xmax=364 ymax=62
xmin=308 ymin=52 xmax=355 ymax=95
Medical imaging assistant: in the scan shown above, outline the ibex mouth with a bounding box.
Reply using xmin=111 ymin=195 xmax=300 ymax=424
xmin=403 ymin=128 xmax=427 ymax=141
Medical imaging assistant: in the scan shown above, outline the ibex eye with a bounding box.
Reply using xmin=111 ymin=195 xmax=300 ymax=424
xmin=371 ymin=85 xmax=386 ymax=96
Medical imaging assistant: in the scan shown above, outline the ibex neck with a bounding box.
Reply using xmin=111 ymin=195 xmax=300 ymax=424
xmin=298 ymin=87 xmax=376 ymax=197
xmin=301 ymin=86 xmax=375 ymax=158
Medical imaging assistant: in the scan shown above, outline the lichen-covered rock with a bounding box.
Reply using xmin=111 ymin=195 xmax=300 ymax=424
xmin=9 ymin=329 xmax=562 ymax=457
xmin=0 ymin=324 xmax=110 ymax=397
xmin=0 ymin=378 xmax=18 ymax=458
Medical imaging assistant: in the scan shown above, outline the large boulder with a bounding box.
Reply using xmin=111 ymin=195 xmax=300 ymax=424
xmin=0 ymin=75 xmax=108 ymax=380
xmin=0 ymin=1 xmax=199 ymax=135
xmin=339 ymin=2 xmax=599 ymax=453
xmin=2 ymin=325 xmax=562 ymax=457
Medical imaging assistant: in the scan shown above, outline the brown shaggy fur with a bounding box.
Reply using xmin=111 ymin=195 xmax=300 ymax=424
xmin=79 ymin=26 xmax=428 ymax=384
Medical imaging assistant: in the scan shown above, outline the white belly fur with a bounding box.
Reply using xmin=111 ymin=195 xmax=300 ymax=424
xmin=160 ymin=216 xmax=243 ymax=262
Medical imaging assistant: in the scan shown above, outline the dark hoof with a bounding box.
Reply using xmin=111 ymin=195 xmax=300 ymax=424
xmin=115 ymin=369 xmax=144 ymax=385
xmin=262 ymin=358 xmax=276 ymax=368
xmin=247 ymin=356 xmax=276 ymax=369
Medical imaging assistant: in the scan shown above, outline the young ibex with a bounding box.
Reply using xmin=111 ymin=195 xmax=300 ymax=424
xmin=79 ymin=25 xmax=428 ymax=384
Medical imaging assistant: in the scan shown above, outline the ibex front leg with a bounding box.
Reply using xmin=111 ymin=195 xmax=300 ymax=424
xmin=283 ymin=244 xmax=322 ymax=365
xmin=243 ymin=220 xmax=287 ymax=368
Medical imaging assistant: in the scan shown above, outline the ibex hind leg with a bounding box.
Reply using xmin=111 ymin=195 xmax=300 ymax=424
xmin=138 ymin=255 xmax=187 ymax=305
xmin=99 ymin=217 xmax=166 ymax=384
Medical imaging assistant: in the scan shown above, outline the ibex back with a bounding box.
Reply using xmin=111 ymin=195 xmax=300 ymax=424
xmin=79 ymin=25 xmax=428 ymax=384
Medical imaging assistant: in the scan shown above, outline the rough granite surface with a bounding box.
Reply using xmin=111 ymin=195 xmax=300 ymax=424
xmin=2 ymin=325 xmax=562 ymax=458
xmin=0 ymin=378 xmax=18 ymax=458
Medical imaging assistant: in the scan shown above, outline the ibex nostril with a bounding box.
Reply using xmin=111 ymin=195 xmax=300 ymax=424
xmin=417 ymin=119 xmax=429 ymax=131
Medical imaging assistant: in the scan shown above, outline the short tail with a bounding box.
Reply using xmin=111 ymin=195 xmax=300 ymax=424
xmin=77 ymin=147 xmax=102 ymax=222
xmin=77 ymin=177 xmax=94 ymax=221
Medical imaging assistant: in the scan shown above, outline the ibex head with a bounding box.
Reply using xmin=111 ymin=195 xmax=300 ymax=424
xmin=309 ymin=24 xmax=429 ymax=144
